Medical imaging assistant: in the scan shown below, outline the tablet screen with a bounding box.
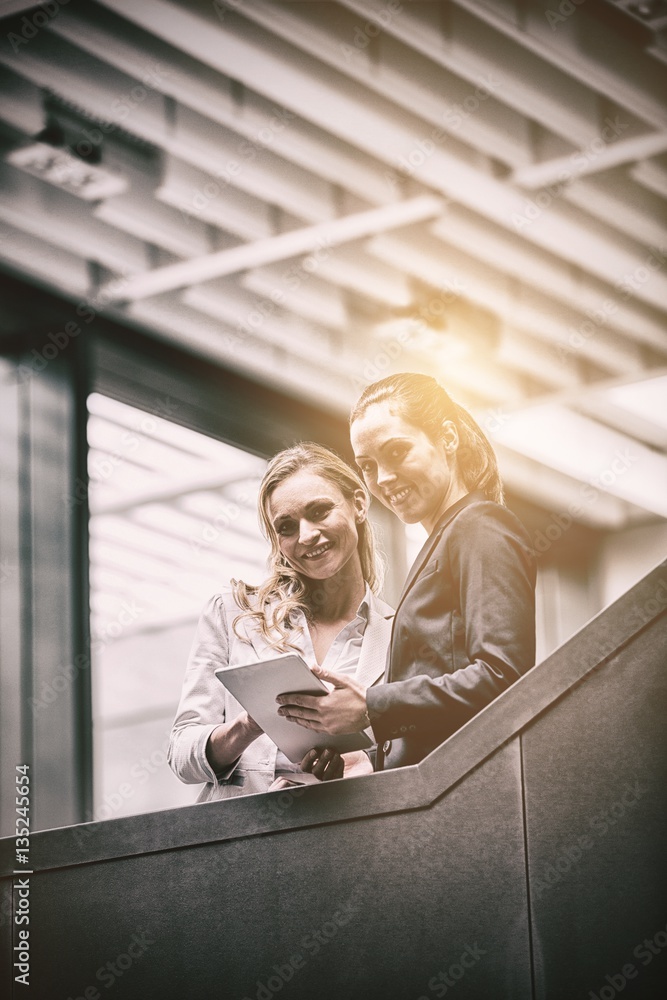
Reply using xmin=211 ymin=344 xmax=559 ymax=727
xmin=215 ymin=654 xmax=372 ymax=763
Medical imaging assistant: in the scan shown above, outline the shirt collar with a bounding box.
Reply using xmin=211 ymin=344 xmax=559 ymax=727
xmin=289 ymin=583 xmax=372 ymax=625
xmin=356 ymin=583 xmax=373 ymax=622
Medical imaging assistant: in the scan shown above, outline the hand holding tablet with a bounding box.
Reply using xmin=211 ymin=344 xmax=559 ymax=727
xmin=215 ymin=655 xmax=372 ymax=763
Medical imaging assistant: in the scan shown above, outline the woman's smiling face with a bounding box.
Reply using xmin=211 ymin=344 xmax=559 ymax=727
xmin=351 ymin=401 xmax=467 ymax=533
xmin=267 ymin=470 xmax=366 ymax=582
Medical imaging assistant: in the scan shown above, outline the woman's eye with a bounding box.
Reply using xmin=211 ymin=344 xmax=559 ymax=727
xmin=312 ymin=505 xmax=332 ymax=519
xmin=277 ymin=522 xmax=296 ymax=536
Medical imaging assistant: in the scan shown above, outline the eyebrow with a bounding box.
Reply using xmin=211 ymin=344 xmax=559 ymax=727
xmin=355 ymin=436 xmax=408 ymax=460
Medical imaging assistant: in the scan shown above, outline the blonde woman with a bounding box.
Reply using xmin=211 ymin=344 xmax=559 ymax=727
xmin=168 ymin=442 xmax=393 ymax=800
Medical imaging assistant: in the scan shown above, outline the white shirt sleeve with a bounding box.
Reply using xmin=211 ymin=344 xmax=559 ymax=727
xmin=168 ymin=595 xmax=239 ymax=784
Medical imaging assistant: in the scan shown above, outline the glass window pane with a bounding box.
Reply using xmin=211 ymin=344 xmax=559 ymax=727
xmin=87 ymin=393 xmax=267 ymax=820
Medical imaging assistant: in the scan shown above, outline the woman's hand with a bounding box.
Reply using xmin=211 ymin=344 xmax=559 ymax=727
xmin=268 ymin=776 xmax=304 ymax=792
xmin=342 ymin=749 xmax=374 ymax=778
xmin=205 ymin=711 xmax=264 ymax=771
xmin=300 ymin=747 xmax=344 ymax=781
xmin=276 ymin=665 xmax=370 ymax=735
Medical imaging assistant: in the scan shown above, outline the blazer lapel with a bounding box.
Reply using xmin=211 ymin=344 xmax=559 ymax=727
xmin=354 ymin=605 xmax=393 ymax=689
xmin=392 ymin=491 xmax=486 ymax=621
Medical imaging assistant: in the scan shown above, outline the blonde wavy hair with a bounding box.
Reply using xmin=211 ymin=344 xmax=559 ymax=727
xmin=232 ymin=442 xmax=383 ymax=652
xmin=350 ymin=373 xmax=505 ymax=505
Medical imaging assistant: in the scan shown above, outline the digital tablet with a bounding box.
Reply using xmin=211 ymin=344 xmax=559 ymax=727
xmin=215 ymin=654 xmax=372 ymax=763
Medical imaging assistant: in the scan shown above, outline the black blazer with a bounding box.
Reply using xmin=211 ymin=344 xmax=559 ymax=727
xmin=366 ymin=492 xmax=537 ymax=770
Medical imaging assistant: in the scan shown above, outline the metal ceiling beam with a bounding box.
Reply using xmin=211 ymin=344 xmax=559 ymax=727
xmin=94 ymin=198 xmax=211 ymax=259
xmin=576 ymin=397 xmax=667 ymax=451
xmin=18 ymin=0 xmax=660 ymax=332
xmin=179 ymin=284 xmax=350 ymax=367
xmin=101 ymin=195 xmax=444 ymax=302
xmin=333 ymin=0 xmax=606 ymax=145
xmin=2 ymin=13 xmax=664 ymax=374
xmin=631 ymin=160 xmax=667 ymax=200
xmin=0 ymin=0 xmax=42 ymax=15
xmin=337 ymin=0 xmax=667 ymax=139
xmin=92 ymin=0 xmax=667 ymax=312
xmin=366 ymin=231 xmax=651 ymax=377
xmin=493 ymin=405 xmax=667 ymax=519
xmin=448 ymin=0 xmax=667 ymax=130
xmin=215 ymin=0 xmax=530 ymax=168
xmin=483 ymin=368 xmax=667 ymax=421
xmin=559 ymin=174 xmax=667 ymax=253
xmin=122 ymin=295 xmax=373 ymax=414
xmin=47 ymin=3 xmax=395 ymax=206
xmin=428 ymin=211 xmax=667 ymax=355
xmin=512 ymin=132 xmax=667 ymax=189
xmin=0 ymin=37 xmax=336 ymax=226
xmin=0 ymin=220 xmax=90 ymax=299
xmin=240 ymin=269 xmax=348 ymax=333
xmin=0 ymin=165 xmax=149 ymax=275
xmin=1 ymin=13 xmax=664 ymax=398
xmin=493 ymin=445 xmax=636 ymax=530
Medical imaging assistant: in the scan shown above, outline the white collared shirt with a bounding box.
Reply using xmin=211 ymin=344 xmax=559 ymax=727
xmin=274 ymin=585 xmax=372 ymax=774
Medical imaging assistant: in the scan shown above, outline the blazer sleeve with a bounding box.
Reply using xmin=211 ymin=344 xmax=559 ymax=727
xmin=168 ymin=595 xmax=239 ymax=784
xmin=366 ymin=504 xmax=536 ymax=743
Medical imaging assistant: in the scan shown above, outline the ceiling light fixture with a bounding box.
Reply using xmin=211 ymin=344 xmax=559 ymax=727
xmin=6 ymin=141 xmax=128 ymax=201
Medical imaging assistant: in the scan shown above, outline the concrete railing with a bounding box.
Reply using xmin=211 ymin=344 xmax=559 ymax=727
xmin=1 ymin=561 xmax=665 ymax=1000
